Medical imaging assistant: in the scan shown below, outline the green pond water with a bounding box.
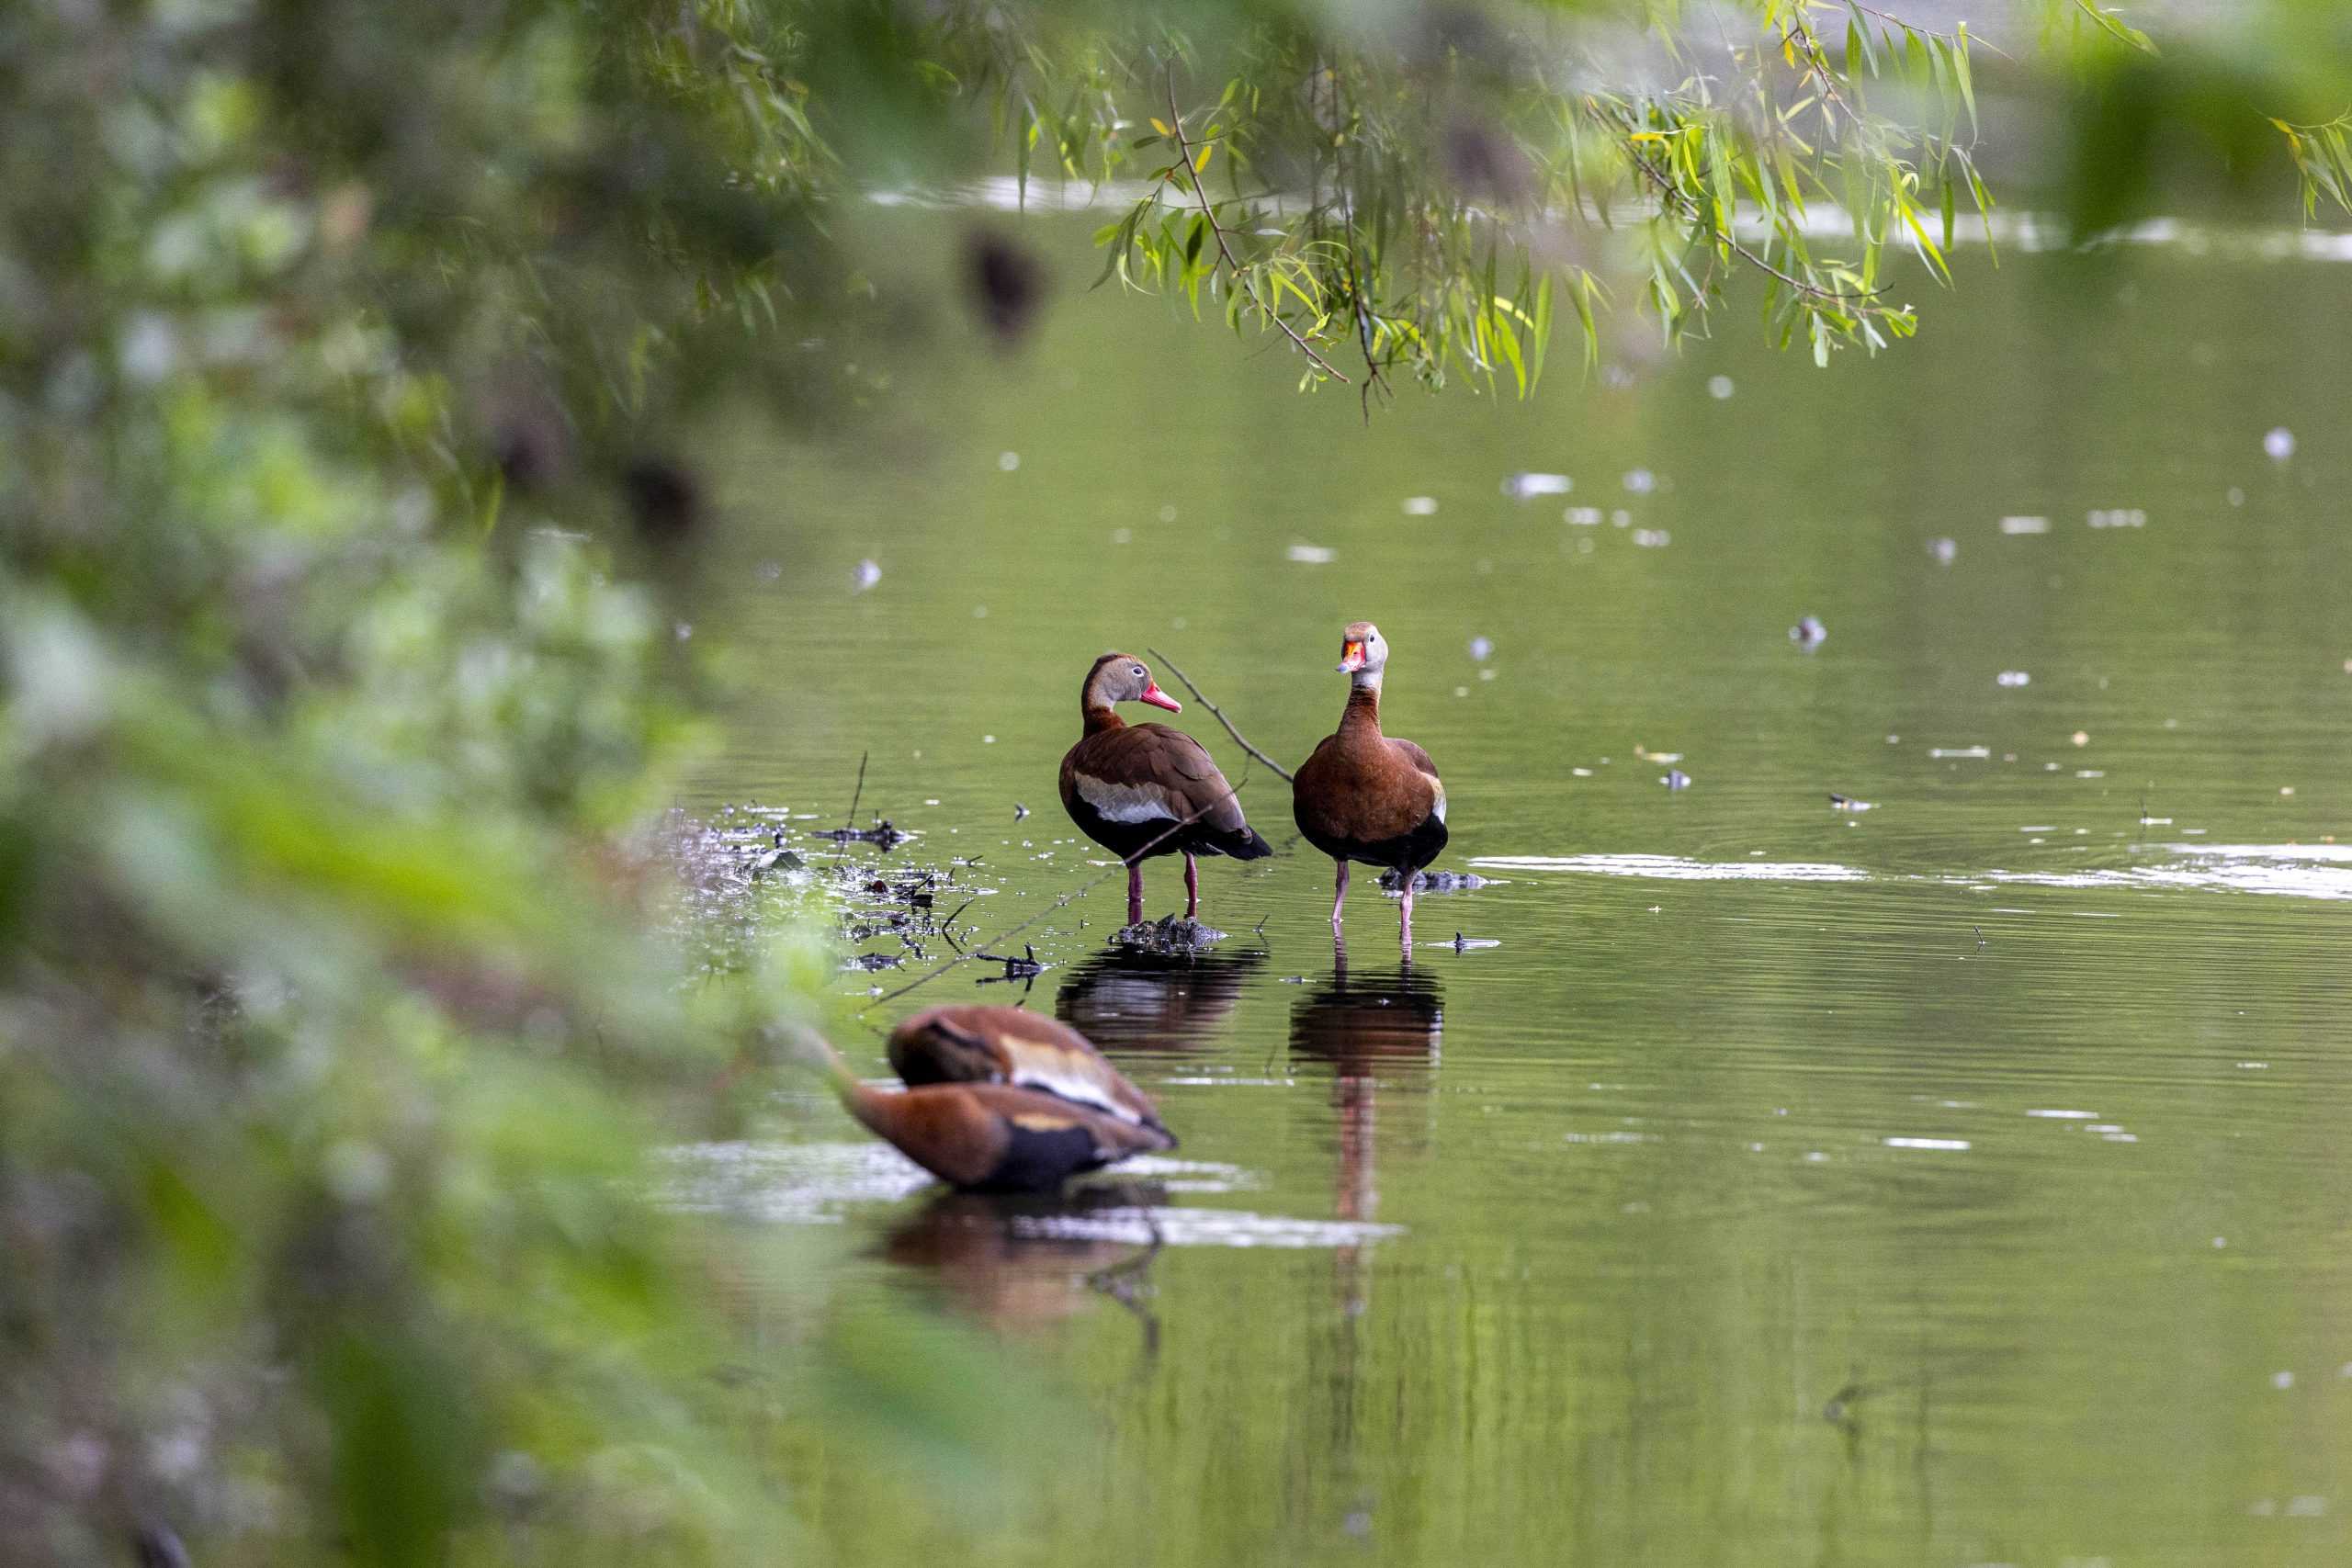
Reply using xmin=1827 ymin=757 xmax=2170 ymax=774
xmin=673 ymin=213 xmax=2352 ymax=1566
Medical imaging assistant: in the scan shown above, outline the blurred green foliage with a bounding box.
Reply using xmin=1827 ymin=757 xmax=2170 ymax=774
xmin=0 ymin=1 xmax=1019 ymax=1562
xmin=2 ymin=0 xmax=2347 ymax=1562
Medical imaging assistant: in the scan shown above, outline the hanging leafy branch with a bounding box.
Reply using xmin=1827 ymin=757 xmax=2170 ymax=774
xmin=930 ymin=2 xmax=2005 ymax=401
xmin=603 ymin=0 xmax=2349 ymax=407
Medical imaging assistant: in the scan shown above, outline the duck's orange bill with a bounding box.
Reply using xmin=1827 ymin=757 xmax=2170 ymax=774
xmin=1139 ymin=682 xmax=1182 ymax=713
xmin=1337 ymin=640 xmax=1368 ymax=672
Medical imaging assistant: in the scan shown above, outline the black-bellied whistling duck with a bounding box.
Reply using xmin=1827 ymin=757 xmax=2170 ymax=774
xmin=792 ymin=1027 xmax=1174 ymax=1192
xmin=1060 ymin=652 xmax=1272 ymax=926
xmin=887 ymin=1003 xmax=1166 ymax=1137
xmin=1292 ymin=622 xmax=1449 ymax=949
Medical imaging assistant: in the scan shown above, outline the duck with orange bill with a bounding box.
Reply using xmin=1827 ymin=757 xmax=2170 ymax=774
xmin=1059 ymin=651 xmax=1273 ymax=927
xmin=788 ymin=1021 xmax=1173 ymax=1194
xmin=1292 ymin=621 xmax=1450 ymax=950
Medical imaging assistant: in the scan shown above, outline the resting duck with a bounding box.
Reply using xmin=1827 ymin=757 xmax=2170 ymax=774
xmin=1059 ymin=652 xmax=1272 ymax=926
xmin=1292 ymin=622 xmax=1448 ymax=948
xmin=794 ymin=1024 xmax=1173 ymax=1192
xmin=888 ymin=1003 xmax=1167 ymax=1139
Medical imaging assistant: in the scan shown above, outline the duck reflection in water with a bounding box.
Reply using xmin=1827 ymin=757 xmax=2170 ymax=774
xmin=1289 ymin=961 xmax=1442 ymax=1320
xmin=879 ymin=1182 xmax=1166 ymax=1352
xmin=1054 ymin=945 xmax=1268 ymax=1054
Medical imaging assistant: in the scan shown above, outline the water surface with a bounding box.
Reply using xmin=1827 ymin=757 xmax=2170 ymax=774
xmin=676 ymin=216 xmax=2352 ymax=1566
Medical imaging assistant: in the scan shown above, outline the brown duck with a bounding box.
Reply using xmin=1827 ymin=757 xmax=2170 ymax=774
xmin=888 ymin=1003 xmax=1166 ymax=1138
xmin=1292 ymin=621 xmax=1449 ymax=948
xmin=794 ymin=1025 xmax=1173 ymax=1193
xmin=1059 ymin=652 xmax=1272 ymax=926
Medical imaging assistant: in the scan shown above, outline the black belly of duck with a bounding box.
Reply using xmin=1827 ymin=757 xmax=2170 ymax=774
xmin=1295 ymin=809 xmax=1448 ymax=875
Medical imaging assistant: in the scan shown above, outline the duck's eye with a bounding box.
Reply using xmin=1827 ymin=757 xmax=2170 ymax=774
xmin=1130 ymin=665 xmax=1145 ymax=677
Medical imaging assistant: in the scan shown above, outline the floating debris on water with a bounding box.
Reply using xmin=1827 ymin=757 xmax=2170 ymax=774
xmin=2087 ymin=508 xmax=2147 ymax=528
xmin=1402 ymin=495 xmax=1440 ymax=515
xmin=1633 ymin=528 xmax=1671 ymax=547
xmin=2265 ymin=426 xmax=2296 ymax=460
xmin=973 ymin=943 xmax=1046 ymax=982
xmin=1109 ymin=914 xmax=1228 ymax=953
xmin=810 ymin=819 xmax=907 ymax=847
xmin=1378 ymin=867 xmax=1493 ymax=893
xmin=1929 ymin=746 xmax=1991 ymax=760
xmin=1501 ymin=471 xmax=1571 ymax=500
xmin=1431 ymin=932 xmax=1501 ymax=952
xmin=1012 ymin=802 xmax=1029 ymax=820
xmin=1790 ymin=615 xmax=1826 ymax=648
xmin=2072 ymin=730 xmax=2091 ymax=746
xmin=1708 ymin=375 xmax=1736 ymax=400
xmin=997 ymin=449 xmax=1021 ymax=471
xmin=1883 ymin=1136 xmax=1970 ymax=1151
xmin=1634 ymin=744 xmax=1681 ymax=762
xmin=1999 ymin=514 xmax=2052 ymax=535
xmin=1996 ymin=670 xmax=2031 ymax=687
xmin=1829 ymin=794 xmax=1875 ymax=813
xmin=852 ymin=558 xmax=883 ymax=592
xmin=1468 ymin=636 xmax=1494 ymax=661
xmin=1564 ymin=505 xmax=1602 ymax=525
xmin=1661 ymin=769 xmax=1691 ymax=791
xmin=750 ymin=844 xmax=803 ymax=875
xmin=1622 ymin=468 xmax=1657 ymax=494
xmin=1285 ymin=543 xmax=1336 ymax=564
xmin=1928 ymin=537 xmax=1958 ymax=565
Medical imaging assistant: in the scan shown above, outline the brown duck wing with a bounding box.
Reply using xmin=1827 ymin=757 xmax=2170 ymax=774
xmin=1063 ymin=728 xmax=1193 ymax=831
xmin=1127 ymin=724 xmax=1253 ymax=836
xmin=889 ymin=1005 xmax=1164 ymax=1132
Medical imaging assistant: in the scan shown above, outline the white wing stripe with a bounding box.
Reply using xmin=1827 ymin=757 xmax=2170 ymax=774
xmin=1075 ymin=775 xmax=1180 ymax=824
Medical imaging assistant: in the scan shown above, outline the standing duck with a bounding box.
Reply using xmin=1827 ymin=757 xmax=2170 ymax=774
xmin=888 ymin=1004 xmax=1167 ymax=1138
xmin=1060 ymin=652 xmax=1273 ymax=926
xmin=1292 ymin=622 xmax=1448 ymax=949
xmin=792 ymin=1024 xmax=1174 ymax=1192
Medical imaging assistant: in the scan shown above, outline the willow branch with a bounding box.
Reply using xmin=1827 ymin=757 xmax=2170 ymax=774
xmin=1595 ymin=109 xmax=1888 ymax=309
xmin=1147 ymin=648 xmax=1295 ymax=783
xmin=1163 ymin=71 xmax=1350 ymax=385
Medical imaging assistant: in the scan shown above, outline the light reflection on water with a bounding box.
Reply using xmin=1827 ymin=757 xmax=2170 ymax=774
xmin=1476 ymin=842 xmax=2352 ymax=899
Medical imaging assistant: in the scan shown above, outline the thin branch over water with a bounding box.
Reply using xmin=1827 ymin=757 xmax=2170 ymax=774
xmin=1146 ymin=648 xmax=1295 ymax=782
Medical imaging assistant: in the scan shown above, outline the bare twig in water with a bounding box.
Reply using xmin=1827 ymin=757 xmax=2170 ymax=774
xmin=937 ymin=897 xmax=976 ymax=953
xmin=1145 ymin=647 xmax=1295 ymax=783
xmin=844 ymin=749 xmax=869 ymax=829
